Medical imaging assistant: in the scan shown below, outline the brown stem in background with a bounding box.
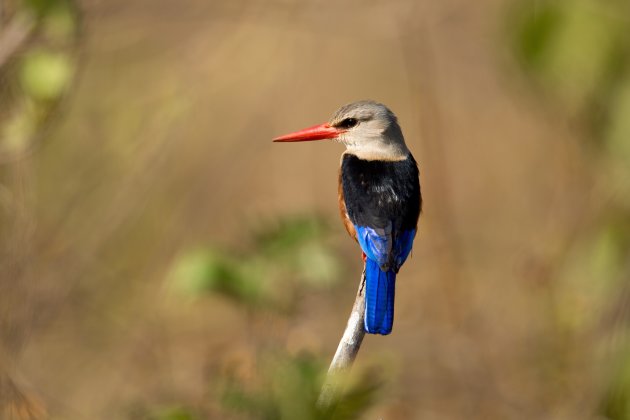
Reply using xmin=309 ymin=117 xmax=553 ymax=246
xmin=317 ymin=266 xmax=366 ymax=411
xmin=0 ymin=13 xmax=35 ymax=70
xmin=399 ymin=10 xmax=467 ymax=326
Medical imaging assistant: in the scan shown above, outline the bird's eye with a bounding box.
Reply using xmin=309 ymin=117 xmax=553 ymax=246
xmin=337 ymin=118 xmax=358 ymax=129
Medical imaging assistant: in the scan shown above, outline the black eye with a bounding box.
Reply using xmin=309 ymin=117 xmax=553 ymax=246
xmin=337 ymin=118 xmax=358 ymax=129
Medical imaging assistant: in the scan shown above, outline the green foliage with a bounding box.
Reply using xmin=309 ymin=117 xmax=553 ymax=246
xmin=220 ymin=351 xmax=380 ymax=420
xmin=600 ymin=338 xmax=630 ymax=420
xmin=1 ymin=0 xmax=79 ymax=158
xmin=23 ymin=0 xmax=75 ymax=19
xmin=606 ymin=77 xmax=630 ymax=169
xmin=126 ymin=404 xmax=199 ymax=420
xmin=169 ymin=248 xmax=268 ymax=306
xmin=511 ymin=2 xmax=561 ymax=72
xmin=144 ymin=406 xmax=198 ymax=420
xmin=166 ymin=216 xmax=380 ymax=418
xmin=221 ymin=352 xmax=322 ymax=420
xmin=168 ymin=216 xmax=341 ymax=313
xmin=255 ymin=217 xmax=326 ymax=256
xmin=19 ymin=49 xmax=74 ymax=101
xmin=255 ymin=217 xmax=340 ymax=288
xmin=556 ymin=220 xmax=630 ymax=331
xmin=1 ymin=98 xmax=38 ymax=154
xmin=509 ymin=0 xmax=630 ymax=143
xmin=41 ymin=3 xmax=77 ymax=41
xmin=328 ymin=370 xmax=381 ymax=420
xmin=509 ymin=1 xmax=630 ymax=418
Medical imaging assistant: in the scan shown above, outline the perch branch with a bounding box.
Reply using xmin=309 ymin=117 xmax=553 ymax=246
xmin=317 ymin=266 xmax=366 ymax=410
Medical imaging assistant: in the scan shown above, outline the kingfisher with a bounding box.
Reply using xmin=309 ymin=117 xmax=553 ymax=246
xmin=273 ymin=101 xmax=422 ymax=335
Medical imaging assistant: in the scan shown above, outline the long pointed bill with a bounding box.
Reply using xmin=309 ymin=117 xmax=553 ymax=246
xmin=273 ymin=123 xmax=341 ymax=142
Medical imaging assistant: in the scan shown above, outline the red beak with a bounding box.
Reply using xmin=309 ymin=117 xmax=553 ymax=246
xmin=273 ymin=123 xmax=342 ymax=142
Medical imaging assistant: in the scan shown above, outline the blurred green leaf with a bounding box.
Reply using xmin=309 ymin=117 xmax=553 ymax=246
xmin=1 ymin=99 xmax=38 ymax=154
xmin=599 ymin=337 xmax=630 ymax=420
xmin=510 ymin=2 xmax=630 ymax=417
xmin=295 ymin=242 xmax=340 ymax=288
xmin=168 ymin=248 xmax=265 ymax=304
xmin=168 ymin=248 xmax=230 ymax=295
xmin=169 ymin=215 xmax=341 ymax=311
xmin=606 ymin=76 xmax=630 ymax=167
xmin=42 ymin=3 xmax=77 ymax=41
xmin=19 ymin=49 xmax=73 ymax=101
xmin=543 ymin=0 xmax=621 ymax=110
xmin=145 ymin=406 xmax=198 ymax=420
xmin=511 ymin=1 xmax=561 ymax=72
xmin=219 ymin=351 xmax=380 ymax=420
xmin=0 ymin=1 xmax=79 ymax=161
xmin=331 ymin=370 xmax=382 ymax=420
xmin=557 ymin=221 xmax=630 ymax=330
xmin=509 ymin=0 xmax=629 ymax=134
xmin=255 ymin=216 xmax=328 ymax=256
xmin=24 ymin=0 xmax=72 ymax=17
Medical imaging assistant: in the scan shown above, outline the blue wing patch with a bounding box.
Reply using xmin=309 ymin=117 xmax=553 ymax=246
xmin=355 ymin=225 xmax=392 ymax=267
xmin=393 ymin=229 xmax=416 ymax=269
xmin=355 ymin=225 xmax=416 ymax=271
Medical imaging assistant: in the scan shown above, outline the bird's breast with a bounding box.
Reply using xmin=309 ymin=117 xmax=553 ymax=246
xmin=340 ymin=152 xmax=421 ymax=230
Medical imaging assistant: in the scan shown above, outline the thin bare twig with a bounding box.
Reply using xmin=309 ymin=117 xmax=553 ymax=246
xmin=0 ymin=12 xmax=35 ymax=70
xmin=317 ymin=266 xmax=366 ymax=410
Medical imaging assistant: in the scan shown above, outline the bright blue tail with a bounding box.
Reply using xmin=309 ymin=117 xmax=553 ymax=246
xmin=364 ymin=258 xmax=396 ymax=335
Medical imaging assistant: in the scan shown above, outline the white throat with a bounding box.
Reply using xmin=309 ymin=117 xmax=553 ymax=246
xmin=342 ymin=135 xmax=409 ymax=162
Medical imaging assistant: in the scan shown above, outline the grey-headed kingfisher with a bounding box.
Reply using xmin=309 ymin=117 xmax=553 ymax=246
xmin=273 ymin=101 xmax=422 ymax=335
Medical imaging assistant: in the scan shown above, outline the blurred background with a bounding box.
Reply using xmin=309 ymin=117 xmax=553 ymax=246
xmin=1 ymin=0 xmax=630 ymax=418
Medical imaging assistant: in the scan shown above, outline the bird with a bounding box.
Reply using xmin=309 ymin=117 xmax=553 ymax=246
xmin=273 ymin=101 xmax=422 ymax=335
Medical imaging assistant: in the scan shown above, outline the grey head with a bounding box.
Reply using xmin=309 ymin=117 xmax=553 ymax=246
xmin=328 ymin=100 xmax=409 ymax=161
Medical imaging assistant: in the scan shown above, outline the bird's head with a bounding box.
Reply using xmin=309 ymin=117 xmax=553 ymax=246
xmin=273 ymin=101 xmax=409 ymax=161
